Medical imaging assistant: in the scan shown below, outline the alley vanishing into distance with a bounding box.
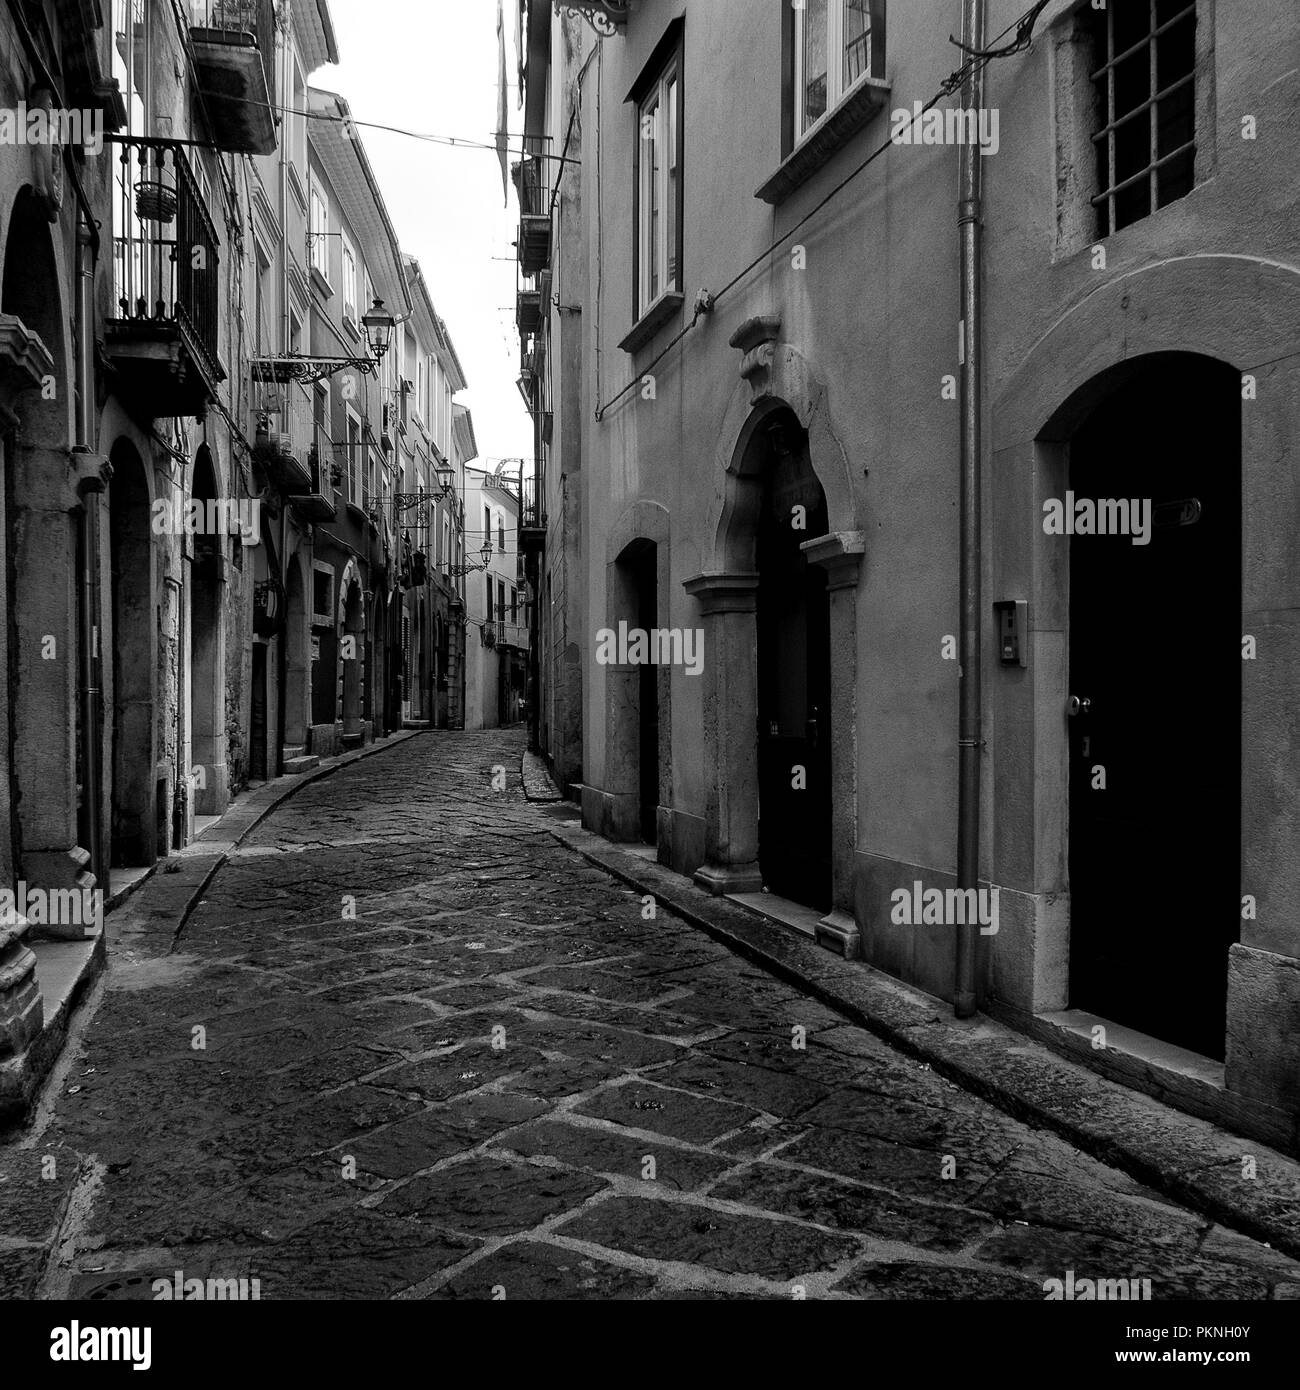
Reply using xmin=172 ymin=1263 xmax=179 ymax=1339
xmin=2 ymin=731 xmax=1297 ymax=1301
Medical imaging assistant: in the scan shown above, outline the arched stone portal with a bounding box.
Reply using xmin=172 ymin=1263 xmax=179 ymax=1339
xmin=989 ymin=253 xmax=1300 ymax=1121
xmin=684 ymin=318 xmax=864 ymax=956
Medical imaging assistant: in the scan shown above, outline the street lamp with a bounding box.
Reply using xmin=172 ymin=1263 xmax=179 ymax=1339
xmin=362 ymin=297 xmax=396 ymax=362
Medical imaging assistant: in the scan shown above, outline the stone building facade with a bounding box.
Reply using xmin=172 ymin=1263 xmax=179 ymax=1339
xmin=0 ymin=0 xmax=471 ymax=1118
xmin=521 ymin=0 xmax=1300 ymax=1149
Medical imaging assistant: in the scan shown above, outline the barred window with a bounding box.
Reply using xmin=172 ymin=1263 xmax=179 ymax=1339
xmin=1088 ymin=0 xmax=1198 ymax=237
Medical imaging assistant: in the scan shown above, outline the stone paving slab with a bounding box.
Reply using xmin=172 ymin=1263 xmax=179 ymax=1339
xmin=2 ymin=730 xmax=1298 ymax=1302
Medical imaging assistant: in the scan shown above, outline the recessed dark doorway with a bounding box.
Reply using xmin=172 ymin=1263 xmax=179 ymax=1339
xmin=1067 ymin=353 xmax=1241 ymax=1059
xmin=757 ymin=414 xmax=831 ymax=911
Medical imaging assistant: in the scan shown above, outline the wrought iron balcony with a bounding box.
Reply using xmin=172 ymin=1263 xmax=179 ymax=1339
xmin=293 ymin=423 xmax=339 ymax=522
xmin=105 ymin=136 xmax=224 ymax=418
xmin=517 ymin=154 xmax=551 ymax=277
xmin=189 ymin=0 xmax=276 ymax=154
xmin=516 ymin=287 xmax=542 ymax=337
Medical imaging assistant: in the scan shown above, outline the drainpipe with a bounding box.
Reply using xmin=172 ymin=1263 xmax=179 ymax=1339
xmin=954 ymin=0 xmax=987 ymax=1019
xmin=73 ymin=222 xmax=106 ymax=892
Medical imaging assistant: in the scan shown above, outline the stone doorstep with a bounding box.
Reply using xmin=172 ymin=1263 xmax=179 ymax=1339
xmin=0 ymin=933 xmax=104 ymax=1126
xmin=5 ymin=730 xmax=426 ymax=1124
xmin=548 ymin=819 xmax=1300 ymax=1263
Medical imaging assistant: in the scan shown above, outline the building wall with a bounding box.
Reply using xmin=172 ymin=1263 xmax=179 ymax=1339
xmin=560 ymin=0 xmax=1300 ymax=1140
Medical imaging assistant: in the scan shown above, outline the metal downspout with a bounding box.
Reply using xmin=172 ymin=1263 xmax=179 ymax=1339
xmin=73 ymin=223 xmax=106 ymax=892
xmin=955 ymin=0 xmax=987 ymax=1019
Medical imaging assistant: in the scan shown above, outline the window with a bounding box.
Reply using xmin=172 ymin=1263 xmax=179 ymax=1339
xmin=309 ymin=185 xmax=329 ymax=282
xmin=311 ymin=562 xmax=335 ymax=627
xmin=291 ymin=57 xmax=307 ymax=173
xmin=485 ymin=574 xmax=494 ymax=622
xmin=346 ymin=410 xmax=361 ymax=504
xmin=341 ymin=238 xmax=357 ymax=325
xmin=635 ymin=55 xmax=681 ymax=319
xmin=794 ymin=0 xmax=884 ymax=143
xmin=443 ymin=515 xmax=450 ymax=573
xmin=510 ymin=587 xmax=519 ymax=624
xmin=1087 ymin=0 xmax=1198 ymax=237
xmin=498 ymin=516 xmax=505 ymax=552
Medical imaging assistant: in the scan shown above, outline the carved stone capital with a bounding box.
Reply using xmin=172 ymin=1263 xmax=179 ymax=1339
xmin=683 ymin=571 xmax=759 ymax=616
xmin=728 ymin=314 xmax=783 ymax=404
xmin=801 ymin=530 xmax=866 ymax=590
xmin=0 ymin=312 xmax=55 ymax=395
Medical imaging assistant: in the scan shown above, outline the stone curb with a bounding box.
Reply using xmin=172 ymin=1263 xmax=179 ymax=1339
xmin=548 ymin=819 xmax=1300 ymax=1262
xmin=111 ymin=729 xmax=426 ymax=953
xmin=520 ymin=750 xmax=562 ymax=802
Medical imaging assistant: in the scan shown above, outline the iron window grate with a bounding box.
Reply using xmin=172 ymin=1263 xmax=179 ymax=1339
xmin=1089 ymin=0 xmax=1198 ymax=238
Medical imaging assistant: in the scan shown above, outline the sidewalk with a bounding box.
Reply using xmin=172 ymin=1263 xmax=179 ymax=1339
xmin=0 ymin=730 xmax=425 ymax=1127
xmin=549 ymin=818 xmax=1300 ymax=1264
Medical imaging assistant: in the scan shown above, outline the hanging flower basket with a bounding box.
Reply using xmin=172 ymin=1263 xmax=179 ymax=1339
xmin=135 ymin=179 xmax=177 ymax=223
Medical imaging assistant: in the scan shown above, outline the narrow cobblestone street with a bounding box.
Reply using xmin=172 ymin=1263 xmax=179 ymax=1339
xmin=2 ymin=731 xmax=1298 ymax=1301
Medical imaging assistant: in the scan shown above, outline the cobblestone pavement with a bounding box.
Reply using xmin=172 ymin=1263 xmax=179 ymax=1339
xmin=3 ymin=730 xmax=1299 ymax=1301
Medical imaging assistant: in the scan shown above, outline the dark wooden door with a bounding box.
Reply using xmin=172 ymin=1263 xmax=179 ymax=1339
xmin=1068 ymin=356 xmax=1241 ymax=1059
xmin=757 ymin=431 xmax=832 ymax=911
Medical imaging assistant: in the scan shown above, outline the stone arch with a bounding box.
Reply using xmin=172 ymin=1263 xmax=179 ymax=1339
xmin=107 ymin=437 xmax=157 ymax=865
xmin=684 ymin=324 xmax=864 ymax=955
xmin=984 ymin=256 xmax=1300 ymax=1110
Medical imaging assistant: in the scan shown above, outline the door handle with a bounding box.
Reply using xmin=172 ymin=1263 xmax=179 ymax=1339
xmin=1066 ymin=695 xmax=1092 ymax=718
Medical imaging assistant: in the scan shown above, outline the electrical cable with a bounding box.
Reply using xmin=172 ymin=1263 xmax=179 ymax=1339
xmin=594 ymin=0 xmax=1052 ymax=422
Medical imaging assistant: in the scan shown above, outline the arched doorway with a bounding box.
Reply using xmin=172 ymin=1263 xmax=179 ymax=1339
xmin=685 ymin=326 xmax=863 ymax=953
xmin=755 ymin=411 xmax=831 ymax=910
xmin=188 ymin=446 xmax=223 ymax=818
xmin=107 ymin=439 xmax=154 ymax=865
xmin=1064 ymin=353 xmax=1241 ymax=1058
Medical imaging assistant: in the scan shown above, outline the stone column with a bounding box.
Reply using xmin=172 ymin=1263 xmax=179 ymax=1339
xmin=802 ymin=532 xmax=865 ymax=956
xmin=683 ymin=572 xmax=763 ymax=895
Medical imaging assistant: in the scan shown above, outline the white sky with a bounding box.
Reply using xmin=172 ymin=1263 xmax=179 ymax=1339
xmin=321 ymin=0 xmax=532 ymax=469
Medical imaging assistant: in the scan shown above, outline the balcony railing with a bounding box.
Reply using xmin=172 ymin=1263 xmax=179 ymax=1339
xmin=293 ymin=422 xmax=338 ymax=521
xmin=518 ymin=475 xmax=544 ymax=532
xmin=106 ymin=135 xmax=223 ymax=416
xmin=518 ymin=153 xmax=551 ymax=276
xmin=189 ymin=0 xmax=276 ymax=154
